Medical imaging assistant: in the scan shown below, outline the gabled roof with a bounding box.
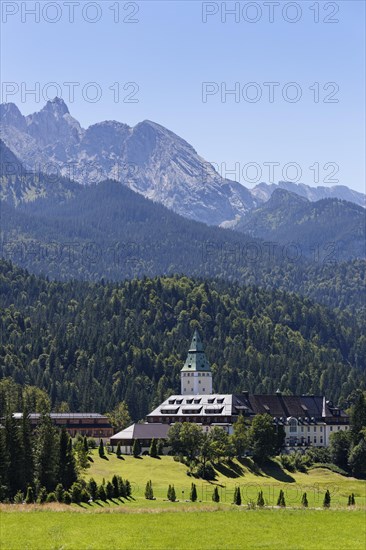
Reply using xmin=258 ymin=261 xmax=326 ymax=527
xmin=111 ymin=423 xmax=170 ymax=441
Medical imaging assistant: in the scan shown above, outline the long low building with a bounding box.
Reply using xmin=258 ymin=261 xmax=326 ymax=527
xmin=110 ymin=331 xmax=349 ymax=453
xmin=13 ymin=412 xmax=114 ymax=439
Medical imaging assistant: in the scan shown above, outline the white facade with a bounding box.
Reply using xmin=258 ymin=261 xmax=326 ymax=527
xmin=181 ymin=371 xmax=212 ymax=395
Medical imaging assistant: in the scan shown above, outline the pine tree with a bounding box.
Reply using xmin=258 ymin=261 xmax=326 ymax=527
xmin=21 ymin=409 xmax=34 ymax=491
xmin=157 ymin=440 xmax=164 ymax=456
xmin=125 ymin=479 xmax=132 ymax=497
xmin=132 ymin=439 xmax=141 ymax=458
xmin=233 ymin=487 xmax=241 ymax=505
xmin=4 ymin=415 xmax=25 ymax=496
xmin=71 ymin=482 xmax=82 ymax=503
xmin=83 ymin=436 xmax=89 ymax=454
xmin=116 ymin=442 xmax=122 ymax=459
xmin=59 ymin=429 xmax=77 ymax=489
xmin=323 ymin=489 xmax=331 ymax=508
xmin=145 ymin=480 xmax=154 ymax=500
xmin=117 ymin=476 xmax=126 ymax=498
xmin=351 ymin=493 xmax=356 ymax=506
xmin=33 ymin=414 xmax=59 ymax=493
xmin=98 ymin=439 xmax=105 ymax=458
xmin=190 ymin=483 xmax=197 ymax=502
xmin=149 ymin=438 xmax=158 ymax=458
xmin=97 ymin=484 xmax=107 ymax=502
xmin=301 ymin=492 xmax=308 ymax=508
xmin=87 ymin=478 xmax=98 ymax=500
xmin=112 ymin=475 xmax=119 ymax=498
xmin=167 ymin=484 xmax=172 ymax=501
xmin=170 ymin=485 xmax=176 ymax=502
xmin=55 ymin=483 xmax=64 ymax=503
xmin=25 ymin=486 xmax=34 ymax=504
xmin=257 ymin=490 xmax=265 ymax=507
xmin=277 ymin=490 xmax=286 ymax=507
xmin=106 ymin=481 xmax=114 ymax=500
xmin=212 ymin=486 xmax=220 ymax=503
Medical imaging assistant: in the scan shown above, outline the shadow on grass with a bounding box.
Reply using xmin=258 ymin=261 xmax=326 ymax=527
xmin=100 ymin=456 xmax=109 ymax=461
xmin=261 ymin=461 xmax=296 ymax=483
xmin=215 ymin=461 xmax=245 ymax=479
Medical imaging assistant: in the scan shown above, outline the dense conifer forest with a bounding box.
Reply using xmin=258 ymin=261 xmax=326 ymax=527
xmin=0 ymin=260 xmax=364 ymax=419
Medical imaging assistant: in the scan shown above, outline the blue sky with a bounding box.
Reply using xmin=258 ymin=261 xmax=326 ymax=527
xmin=1 ymin=0 xmax=365 ymax=192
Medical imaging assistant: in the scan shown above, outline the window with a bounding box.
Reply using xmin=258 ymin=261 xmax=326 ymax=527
xmin=301 ymin=427 xmax=304 ymax=432
xmin=314 ymin=426 xmax=317 ymax=432
xmin=314 ymin=436 xmax=317 ymax=443
xmin=330 ymin=426 xmax=333 ymax=431
xmin=320 ymin=426 xmax=323 ymax=432
xmin=320 ymin=437 xmax=323 ymax=444
xmin=289 ymin=419 xmax=297 ymax=433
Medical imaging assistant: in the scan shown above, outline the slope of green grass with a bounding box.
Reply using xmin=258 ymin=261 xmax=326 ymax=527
xmin=1 ymin=508 xmax=364 ymax=550
xmin=84 ymin=451 xmax=366 ymax=508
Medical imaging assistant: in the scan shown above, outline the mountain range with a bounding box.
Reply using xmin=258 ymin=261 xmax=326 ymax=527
xmin=1 ymin=98 xmax=364 ymax=226
xmin=236 ymin=188 xmax=365 ymax=260
xmin=251 ymin=181 xmax=365 ymax=208
xmin=1 ymin=140 xmax=365 ymax=315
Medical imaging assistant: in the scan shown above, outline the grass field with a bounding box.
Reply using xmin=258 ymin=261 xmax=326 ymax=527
xmin=1 ymin=507 xmax=365 ymax=550
xmin=1 ymin=451 xmax=365 ymax=550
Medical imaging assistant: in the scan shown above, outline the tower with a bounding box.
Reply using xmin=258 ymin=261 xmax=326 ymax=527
xmin=180 ymin=329 xmax=212 ymax=395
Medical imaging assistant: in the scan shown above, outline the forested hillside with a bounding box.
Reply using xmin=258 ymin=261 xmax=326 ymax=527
xmin=236 ymin=189 xmax=365 ymax=261
xmin=2 ymin=179 xmax=365 ymax=314
xmin=0 ymin=261 xmax=364 ymax=420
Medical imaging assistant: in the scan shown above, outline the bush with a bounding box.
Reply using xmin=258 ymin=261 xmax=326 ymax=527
xmin=80 ymin=488 xmax=90 ymax=503
xmin=116 ymin=442 xmax=122 ymax=459
xmin=25 ymin=486 xmax=34 ymax=504
xmin=145 ymin=480 xmax=154 ymax=500
xmin=348 ymin=439 xmax=366 ymax=477
xmin=301 ymin=492 xmax=308 ymax=507
xmin=55 ymin=484 xmax=64 ymax=503
xmin=36 ymin=487 xmax=47 ymax=504
xmin=46 ymin=492 xmax=57 ymax=503
xmin=167 ymin=485 xmax=176 ymax=502
xmin=13 ymin=491 xmax=24 ymax=504
xmin=63 ymin=491 xmax=72 ymax=505
xmin=87 ymin=438 xmax=97 ymax=449
xmin=303 ymin=447 xmax=330 ymax=466
xmin=71 ymin=482 xmax=82 ymax=503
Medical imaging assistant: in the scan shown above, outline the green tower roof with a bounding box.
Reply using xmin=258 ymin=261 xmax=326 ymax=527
xmin=181 ymin=329 xmax=211 ymax=372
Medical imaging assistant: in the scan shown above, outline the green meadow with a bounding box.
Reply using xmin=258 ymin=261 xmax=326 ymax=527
xmin=1 ymin=452 xmax=365 ymax=550
xmin=1 ymin=508 xmax=365 ymax=550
